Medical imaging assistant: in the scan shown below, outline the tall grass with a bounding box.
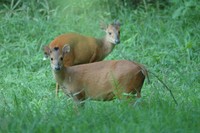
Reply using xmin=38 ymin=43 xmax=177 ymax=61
xmin=0 ymin=0 xmax=200 ymax=132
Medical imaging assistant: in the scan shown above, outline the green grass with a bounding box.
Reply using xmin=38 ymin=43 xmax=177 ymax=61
xmin=0 ymin=0 xmax=200 ymax=132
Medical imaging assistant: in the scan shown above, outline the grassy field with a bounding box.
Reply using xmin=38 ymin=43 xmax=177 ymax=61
xmin=0 ymin=0 xmax=200 ymax=132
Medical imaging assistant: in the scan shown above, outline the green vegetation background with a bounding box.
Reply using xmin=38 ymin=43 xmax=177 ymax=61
xmin=0 ymin=0 xmax=199 ymax=132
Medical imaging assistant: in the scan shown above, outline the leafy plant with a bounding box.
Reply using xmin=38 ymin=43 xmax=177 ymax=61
xmin=0 ymin=0 xmax=199 ymax=132
xmin=2 ymin=0 xmax=23 ymax=17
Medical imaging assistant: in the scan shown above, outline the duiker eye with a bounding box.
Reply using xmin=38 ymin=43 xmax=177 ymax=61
xmin=108 ymin=32 xmax=112 ymax=35
xmin=51 ymin=58 xmax=53 ymax=61
xmin=60 ymin=57 xmax=63 ymax=61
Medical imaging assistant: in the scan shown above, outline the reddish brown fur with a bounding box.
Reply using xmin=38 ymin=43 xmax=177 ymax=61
xmin=47 ymin=45 xmax=148 ymax=105
xmin=43 ymin=21 xmax=120 ymax=96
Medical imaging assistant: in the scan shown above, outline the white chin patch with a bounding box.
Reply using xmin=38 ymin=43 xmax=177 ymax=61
xmin=109 ymin=40 xmax=115 ymax=44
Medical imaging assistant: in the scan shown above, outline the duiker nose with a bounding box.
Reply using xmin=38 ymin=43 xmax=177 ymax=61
xmin=115 ymin=39 xmax=120 ymax=44
xmin=55 ymin=66 xmax=61 ymax=71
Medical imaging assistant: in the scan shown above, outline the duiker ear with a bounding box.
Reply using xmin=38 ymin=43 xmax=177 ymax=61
xmin=62 ymin=44 xmax=70 ymax=54
xmin=43 ymin=45 xmax=51 ymax=57
xmin=114 ymin=20 xmax=120 ymax=26
xmin=100 ymin=21 xmax=107 ymax=30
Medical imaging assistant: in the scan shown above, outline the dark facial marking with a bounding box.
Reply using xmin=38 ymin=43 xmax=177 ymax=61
xmin=54 ymin=47 xmax=59 ymax=51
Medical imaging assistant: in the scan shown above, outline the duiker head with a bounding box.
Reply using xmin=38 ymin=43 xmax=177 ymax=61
xmin=45 ymin=45 xmax=70 ymax=71
xmin=100 ymin=20 xmax=120 ymax=45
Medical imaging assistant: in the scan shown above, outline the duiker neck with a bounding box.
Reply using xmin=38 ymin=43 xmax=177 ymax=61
xmin=52 ymin=68 xmax=66 ymax=85
xmin=99 ymin=37 xmax=115 ymax=57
